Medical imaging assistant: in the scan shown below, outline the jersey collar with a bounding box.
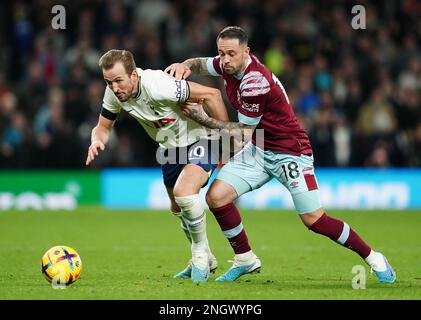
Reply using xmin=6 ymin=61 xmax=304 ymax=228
xmin=134 ymin=68 xmax=142 ymax=99
xmin=234 ymin=56 xmax=252 ymax=80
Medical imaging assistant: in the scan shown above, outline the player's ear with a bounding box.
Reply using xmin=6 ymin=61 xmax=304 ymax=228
xmin=130 ymin=69 xmax=138 ymax=80
xmin=244 ymin=46 xmax=250 ymax=56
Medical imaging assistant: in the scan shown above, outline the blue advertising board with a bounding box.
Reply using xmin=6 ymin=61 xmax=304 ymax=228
xmin=101 ymin=168 xmax=421 ymax=209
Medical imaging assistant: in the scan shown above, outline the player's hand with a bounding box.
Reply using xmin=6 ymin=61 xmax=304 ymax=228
xmin=164 ymin=63 xmax=191 ymax=80
xmin=180 ymin=102 xmax=208 ymax=119
xmin=86 ymin=140 xmax=105 ymax=166
xmin=231 ymin=134 xmax=246 ymax=154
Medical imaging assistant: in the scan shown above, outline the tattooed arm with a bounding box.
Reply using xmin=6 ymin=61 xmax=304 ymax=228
xmin=181 ymin=102 xmax=256 ymax=145
xmin=183 ymin=58 xmax=211 ymax=75
xmin=165 ymin=58 xmax=211 ymax=79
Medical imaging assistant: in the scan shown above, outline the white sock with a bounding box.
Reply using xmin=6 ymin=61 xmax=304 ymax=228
xmin=175 ymin=195 xmax=209 ymax=255
xmin=235 ymin=250 xmax=256 ymax=263
xmin=205 ymin=239 xmax=214 ymax=258
xmin=173 ymin=209 xmax=216 ymax=266
xmin=365 ymin=250 xmax=387 ymax=272
xmin=172 ymin=211 xmax=192 ymax=244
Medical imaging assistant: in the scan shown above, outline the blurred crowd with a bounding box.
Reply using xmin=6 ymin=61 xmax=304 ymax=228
xmin=0 ymin=0 xmax=421 ymax=169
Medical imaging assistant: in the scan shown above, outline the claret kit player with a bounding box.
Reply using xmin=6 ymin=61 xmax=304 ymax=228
xmin=166 ymin=26 xmax=396 ymax=283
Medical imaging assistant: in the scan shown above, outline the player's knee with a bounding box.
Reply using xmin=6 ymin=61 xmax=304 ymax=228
xmin=300 ymin=208 xmax=325 ymax=228
xmin=173 ymin=183 xmax=199 ymax=198
xmin=205 ymin=189 xmax=226 ymax=209
xmin=174 ymin=194 xmax=203 ymax=216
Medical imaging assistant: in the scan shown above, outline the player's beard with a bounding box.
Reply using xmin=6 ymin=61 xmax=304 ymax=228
xmin=224 ymin=57 xmax=246 ymax=76
xmin=227 ymin=65 xmax=245 ymax=76
xmin=222 ymin=62 xmax=236 ymax=74
xmin=224 ymin=67 xmax=235 ymax=74
xmin=117 ymin=82 xmax=135 ymax=102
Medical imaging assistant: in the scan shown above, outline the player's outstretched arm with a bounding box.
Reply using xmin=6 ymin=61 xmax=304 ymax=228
xmin=165 ymin=58 xmax=211 ymax=80
xmin=85 ymin=115 xmax=114 ymax=166
xmin=187 ymin=81 xmax=229 ymax=122
xmin=181 ymin=102 xmax=256 ymax=143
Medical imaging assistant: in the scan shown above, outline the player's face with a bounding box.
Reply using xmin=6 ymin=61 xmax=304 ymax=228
xmin=103 ymin=62 xmax=138 ymax=102
xmin=217 ymin=38 xmax=250 ymax=76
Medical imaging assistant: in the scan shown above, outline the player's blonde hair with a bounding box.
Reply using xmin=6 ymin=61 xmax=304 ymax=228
xmin=98 ymin=49 xmax=136 ymax=74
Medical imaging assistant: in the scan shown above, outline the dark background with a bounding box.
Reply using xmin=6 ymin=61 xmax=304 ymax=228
xmin=0 ymin=0 xmax=420 ymax=169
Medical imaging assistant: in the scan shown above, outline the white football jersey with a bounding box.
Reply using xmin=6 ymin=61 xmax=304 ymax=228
xmin=102 ymin=68 xmax=210 ymax=148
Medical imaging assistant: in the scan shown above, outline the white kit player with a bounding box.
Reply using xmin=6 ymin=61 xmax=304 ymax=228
xmin=85 ymin=49 xmax=229 ymax=282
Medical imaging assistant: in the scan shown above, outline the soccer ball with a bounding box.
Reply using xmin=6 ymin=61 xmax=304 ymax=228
xmin=41 ymin=246 xmax=82 ymax=286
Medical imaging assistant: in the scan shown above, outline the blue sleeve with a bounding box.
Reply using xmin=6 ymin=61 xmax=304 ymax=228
xmin=206 ymin=57 xmax=221 ymax=76
xmin=238 ymin=112 xmax=261 ymax=126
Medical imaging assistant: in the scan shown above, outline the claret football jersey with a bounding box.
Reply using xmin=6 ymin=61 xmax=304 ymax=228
xmin=206 ymin=55 xmax=312 ymax=156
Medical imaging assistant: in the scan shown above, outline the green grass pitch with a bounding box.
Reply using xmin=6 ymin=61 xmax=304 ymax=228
xmin=0 ymin=207 xmax=420 ymax=300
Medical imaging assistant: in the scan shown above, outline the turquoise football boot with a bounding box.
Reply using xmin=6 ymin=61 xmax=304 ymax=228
xmin=173 ymin=262 xmax=192 ymax=279
xmin=215 ymin=257 xmax=261 ymax=282
xmin=191 ymin=262 xmax=210 ymax=282
xmin=174 ymin=255 xmax=218 ymax=279
xmin=372 ymin=254 xmax=396 ymax=283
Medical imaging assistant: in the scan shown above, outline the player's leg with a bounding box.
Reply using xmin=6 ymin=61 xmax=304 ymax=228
xmin=299 ymin=207 xmax=373 ymax=260
xmin=206 ymin=143 xmax=269 ymax=281
xmin=300 ymin=207 xmax=396 ymax=283
xmin=206 ymin=179 xmax=253 ymax=257
xmin=206 ymin=179 xmax=262 ymax=282
xmin=171 ymin=138 xmax=221 ymax=282
xmin=173 ymin=163 xmax=217 ymax=281
xmin=276 ymin=154 xmax=396 ymax=283
xmin=161 ymin=160 xmax=197 ymax=279
xmin=161 ymin=160 xmax=193 ymax=243
xmin=161 ymin=152 xmax=206 ymax=280
xmin=165 ymin=187 xmax=191 ymax=244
